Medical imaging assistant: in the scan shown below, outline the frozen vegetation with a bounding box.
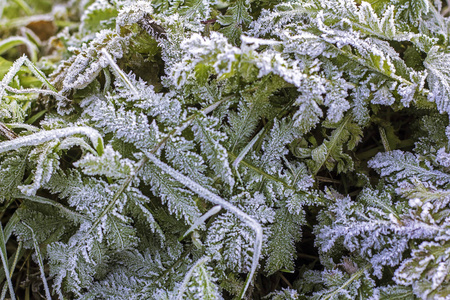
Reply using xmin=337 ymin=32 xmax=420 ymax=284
xmin=0 ymin=0 xmax=450 ymax=299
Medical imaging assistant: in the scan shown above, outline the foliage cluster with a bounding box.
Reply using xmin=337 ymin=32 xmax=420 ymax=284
xmin=1 ymin=0 xmax=450 ymax=299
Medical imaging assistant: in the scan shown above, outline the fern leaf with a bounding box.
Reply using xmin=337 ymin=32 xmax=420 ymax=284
xmin=18 ymin=140 xmax=59 ymax=196
xmin=311 ymin=114 xmax=363 ymax=175
xmin=192 ymin=115 xmax=235 ymax=187
xmin=424 ymin=46 xmax=450 ymax=114
xmin=265 ymin=207 xmax=304 ymax=275
xmin=141 ymin=163 xmax=201 ymax=224
xmin=368 ymin=150 xmax=450 ymax=185
xmin=0 ymin=150 xmax=27 ymax=202
xmin=177 ymin=257 xmax=222 ymax=300
xmin=74 ymin=145 xmax=135 ymax=179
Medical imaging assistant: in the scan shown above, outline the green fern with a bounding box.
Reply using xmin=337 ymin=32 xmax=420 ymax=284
xmin=2 ymin=0 xmax=450 ymax=299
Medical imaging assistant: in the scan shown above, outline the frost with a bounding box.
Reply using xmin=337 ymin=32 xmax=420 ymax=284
xmin=436 ymin=147 xmax=450 ymax=167
xmin=51 ymin=29 xmax=128 ymax=94
xmin=4 ymin=0 xmax=450 ymax=299
xmin=371 ymin=84 xmax=396 ymax=106
xmin=0 ymin=56 xmax=27 ymax=102
xmin=115 ymin=0 xmax=154 ymax=29
xmin=144 ymin=151 xmax=262 ymax=298
xmin=81 ymin=97 xmax=159 ymax=152
xmin=0 ymin=126 xmax=104 ymax=156
xmin=192 ymin=115 xmax=235 ymax=187
xmin=74 ymin=145 xmax=135 ymax=179
xmin=369 ymin=150 xmax=450 ymax=185
xmin=18 ymin=140 xmax=60 ymax=196
xmin=424 ymin=46 xmax=450 ymax=114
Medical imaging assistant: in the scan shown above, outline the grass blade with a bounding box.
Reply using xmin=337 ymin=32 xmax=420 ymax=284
xmin=0 ymin=223 xmax=15 ymax=300
xmin=22 ymin=223 xmax=51 ymax=300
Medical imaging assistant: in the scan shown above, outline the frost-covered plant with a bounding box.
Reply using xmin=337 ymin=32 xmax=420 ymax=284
xmin=1 ymin=0 xmax=450 ymax=299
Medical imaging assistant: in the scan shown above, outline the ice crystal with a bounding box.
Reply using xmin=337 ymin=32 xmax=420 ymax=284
xmin=2 ymin=0 xmax=450 ymax=299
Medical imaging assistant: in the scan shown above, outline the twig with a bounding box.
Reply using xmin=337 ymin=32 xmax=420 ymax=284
xmin=315 ymin=176 xmax=341 ymax=184
xmin=278 ymin=272 xmax=293 ymax=289
xmin=0 ymin=123 xmax=18 ymax=140
xmin=297 ymin=253 xmax=319 ymax=260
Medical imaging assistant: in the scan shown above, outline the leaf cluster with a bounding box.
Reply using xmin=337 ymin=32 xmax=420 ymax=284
xmin=1 ymin=0 xmax=450 ymax=299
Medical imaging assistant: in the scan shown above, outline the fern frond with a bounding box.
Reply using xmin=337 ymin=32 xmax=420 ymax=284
xmin=369 ymin=150 xmax=450 ymax=185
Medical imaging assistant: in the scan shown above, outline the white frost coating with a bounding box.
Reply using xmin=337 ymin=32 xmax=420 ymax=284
xmin=0 ymin=223 xmax=16 ymax=300
xmin=22 ymin=223 xmax=52 ymax=300
xmin=6 ymin=123 xmax=39 ymax=132
xmin=1 ymin=55 xmax=61 ymax=107
xmin=115 ymin=0 xmax=154 ymax=29
xmin=436 ymin=147 xmax=450 ymax=167
xmin=0 ymin=36 xmax=37 ymax=60
xmin=74 ymin=145 xmax=135 ymax=179
xmin=241 ymin=35 xmax=282 ymax=47
xmin=5 ymin=86 xmax=70 ymax=102
xmin=432 ymin=261 xmax=447 ymax=289
xmin=0 ymin=127 xmax=104 ymax=155
xmin=409 ymin=198 xmax=422 ymax=207
xmin=424 ymin=46 xmax=450 ymax=114
xmin=232 ymin=129 xmax=263 ymax=169
xmin=176 ymin=256 xmax=210 ymax=300
xmin=23 ymin=57 xmax=57 ymax=92
xmin=145 ymin=151 xmax=262 ymax=299
xmin=19 ymin=140 xmax=59 ymax=196
xmin=81 ymin=0 xmax=115 ymax=30
xmin=180 ymin=205 xmax=222 ymax=241
xmin=0 ymin=56 xmax=27 ymax=101
xmin=101 ymin=48 xmax=139 ymax=96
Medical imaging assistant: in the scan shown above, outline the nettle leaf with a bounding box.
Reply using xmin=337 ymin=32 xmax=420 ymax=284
xmin=379 ymin=5 xmax=396 ymax=38
xmin=80 ymin=0 xmax=118 ymax=34
xmin=396 ymin=0 xmax=431 ymax=25
xmin=51 ymin=29 xmax=127 ymax=94
xmin=358 ymin=2 xmax=396 ymax=39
